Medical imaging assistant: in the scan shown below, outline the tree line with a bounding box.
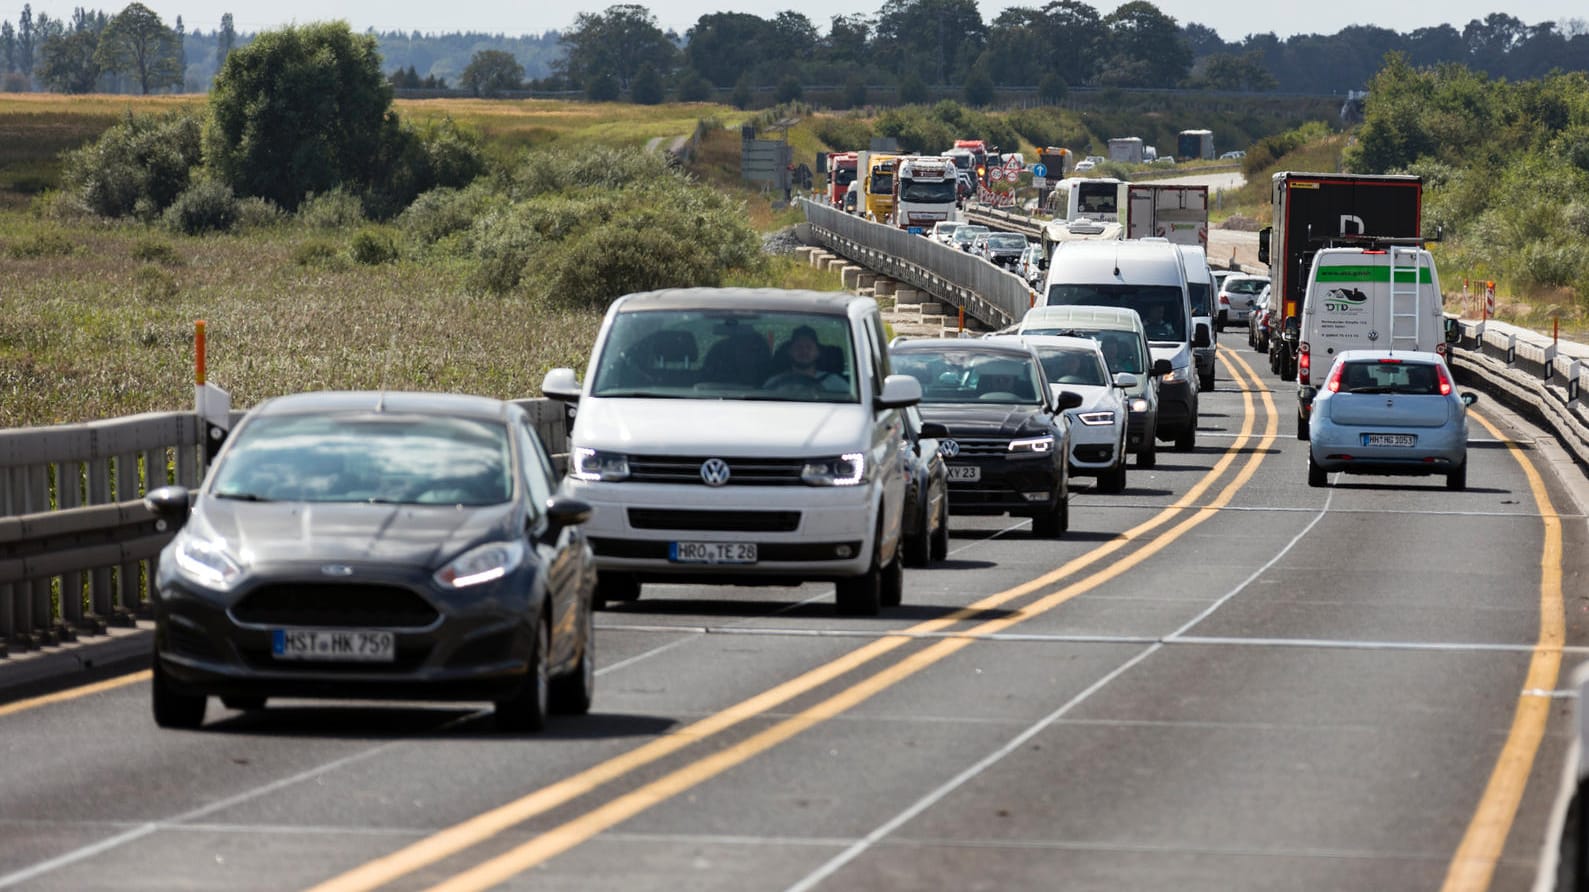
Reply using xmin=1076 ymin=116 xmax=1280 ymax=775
xmin=4 ymin=1 xmax=1589 ymax=100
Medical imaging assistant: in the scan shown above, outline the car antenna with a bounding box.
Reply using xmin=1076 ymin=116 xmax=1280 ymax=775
xmin=375 ymin=328 xmax=401 ymax=412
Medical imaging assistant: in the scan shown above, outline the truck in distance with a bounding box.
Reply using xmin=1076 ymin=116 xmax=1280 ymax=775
xmin=893 ymin=156 xmax=959 ymax=230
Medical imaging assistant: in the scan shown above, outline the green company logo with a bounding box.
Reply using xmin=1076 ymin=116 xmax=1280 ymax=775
xmin=1315 ymin=265 xmax=1433 ymax=284
xmin=1323 ymin=287 xmax=1368 ymax=311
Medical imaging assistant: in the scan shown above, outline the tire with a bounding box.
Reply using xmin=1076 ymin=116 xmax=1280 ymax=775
xmin=1308 ymin=453 xmax=1327 ymax=487
xmin=495 ymin=613 xmax=550 ymax=732
xmin=929 ymin=501 xmax=949 ymax=562
xmin=1031 ymin=496 xmax=1068 ymax=538
xmin=1137 ymin=437 xmax=1157 ymax=469
xmin=1174 ymin=424 xmax=1196 ymax=452
xmin=151 ymin=659 xmax=206 ymax=730
xmin=1097 ymin=460 xmax=1127 ymax=494
xmin=1281 ymin=356 xmax=1296 ymax=382
xmin=902 ymin=509 xmax=931 ymax=568
xmin=549 ymin=604 xmax=595 ymax=716
xmin=836 ymin=564 xmax=881 ymax=616
xmin=221 ymin=696 xmax=266 ymax=711
xmin=879 ymin=553 xmax=904 ymax=608
xmin=1447 ymin=463 xmax=1467 ymax=491
xmin=593 ymin=572 xmax=640 ymax=610
xmin=1296 ymin=412 xmax=1309 ymax=441
xmin=1199 ymin=373 xmax=1214 ymax=393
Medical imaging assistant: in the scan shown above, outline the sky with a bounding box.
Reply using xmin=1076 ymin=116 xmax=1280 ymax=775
xmin=10 ymin=0 xmax=1587 ymax=41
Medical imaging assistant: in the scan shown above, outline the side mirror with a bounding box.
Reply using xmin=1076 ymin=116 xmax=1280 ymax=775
xmin=1193 ymin=322 xmax=1212 ymax=349
xmin=877 ymin=374 xmax=923 ymax=409
xmin=1283 ymin=316 xmax=1300 ymax=337
xmin=1051 ymin=388 xmax=1085 ymax=412
xmin=1298 ymin=385 xmax=1319 ymax=405
xmin=541 ymin=368 xmax=581 ymax=403
xmin=1257 ymin=226 xmax=1271 ymax=265
xmin=144 ymin=485 xmax=193 ymax=530
xmin=1444 ymin=318 xmax=1461 ymax=344
xmin=1113 ymin=372 xmax=1138 ymax=389
xmin=1151 ymin=358 xmax=1173 ymax=377
xmin=543 ymin=495 xmax=593 ymax=536
xmin=1461 ymin=392 xmax=1479 ymax=407
xmin=919 ymin=421 xmax=950 ymax=439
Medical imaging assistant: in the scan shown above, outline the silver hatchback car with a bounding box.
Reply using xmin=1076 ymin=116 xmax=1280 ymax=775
xmin=1303 ymin=351 xmax=1478 ymax=490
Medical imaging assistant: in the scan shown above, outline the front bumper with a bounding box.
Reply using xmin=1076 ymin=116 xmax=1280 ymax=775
xmin=941 ymin=453 xmax=1065 ymax=517
xmin=1068 ymin=419 xmax=1125 ymax=473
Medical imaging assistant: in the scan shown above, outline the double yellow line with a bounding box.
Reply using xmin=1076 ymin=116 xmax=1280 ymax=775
xmin=310 ymin=351 xmax=1281 ymax=892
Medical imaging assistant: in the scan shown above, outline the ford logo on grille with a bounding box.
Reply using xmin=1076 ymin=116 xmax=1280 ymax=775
xmin=939 ymin=439 xmax=960 ymax=458
xmin=321 ymin=565 xmax=354 ymax=577
xmin=700 ymin=458 xmax=732 ymax=486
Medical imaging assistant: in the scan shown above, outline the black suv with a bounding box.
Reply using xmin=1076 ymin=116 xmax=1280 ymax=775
xmin=889 ymin=339 xmax=1081 ymax=537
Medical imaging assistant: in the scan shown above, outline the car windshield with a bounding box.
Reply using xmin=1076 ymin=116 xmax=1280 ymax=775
xmin=590 ymin=309 xmax=859 ymax=403
xmin=987 ymin=235 xmax=1026 ymax=250
xmin=1227 ymin=278 xmax=1267 ymax=295
xmin=1337 ymin=360 xmax=1443 ymax=395
xmin=1035 ymin=347 xmax=1108 ymax=386
xmin=210 ymin=414 xmax=512 ymax=505
xmin=954 ymin=227 xmax=988 ymax=245
xmin=892 ymin=350 xmax=1044 ymax=405
xmin=1021 ymin=327 xmax=1146 ymax=375
xmin=901 ymin=180 xmax=956 ymax=202
xmin=1188 ymin=281 xmax=1212 ymax=316
xmin=1044 ymin=284 xmax=1187 ymax=342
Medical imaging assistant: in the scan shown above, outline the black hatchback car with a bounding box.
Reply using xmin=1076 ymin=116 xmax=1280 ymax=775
xmin=144 ymin=391 xmax=597 ymax=732
xmin=889 ymin=340 xmax=1081 ymax=537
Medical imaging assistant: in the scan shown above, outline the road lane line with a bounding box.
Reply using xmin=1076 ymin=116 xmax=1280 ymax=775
xmin=307 ymin=356 xmax=1273 ymax=892
xmin=411 ymin=351 xmax=1282 ymax=892
xmin=1442 ymin=410 xmax=1565 ymax=892
xmin=0 ymin=669 xmax=150 ymax=718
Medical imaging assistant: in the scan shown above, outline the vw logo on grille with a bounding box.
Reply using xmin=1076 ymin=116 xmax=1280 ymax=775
xmin=321 ymin=565 xmax=354 ymax=577
xmin=1368 ymin=329 xmax=1380 ymax=342
xmin=700 ymin=458 xmax=732 ymax=486
xmin=939 ymin=439 xmax=960 ymax=458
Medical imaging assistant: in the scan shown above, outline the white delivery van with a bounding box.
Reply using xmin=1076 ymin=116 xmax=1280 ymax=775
xmin=1041 ymin=240 xmax=1204 ymax=451
xmin=1173 ymin=243 xmax=1218 ymax=392
xmin=1295 ymin=245 xmax=1447 ymax=440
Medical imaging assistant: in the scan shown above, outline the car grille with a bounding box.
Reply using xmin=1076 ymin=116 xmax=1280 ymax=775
xmin=628 ymin=509 xmax=801 ymax=532
xmin=945 ymin=437 xmax=1011 ymax=456
xmin=231 ymin=584 xmax=440 ymax=629
xmin=626 ymin=455 xmax=807 ymax=485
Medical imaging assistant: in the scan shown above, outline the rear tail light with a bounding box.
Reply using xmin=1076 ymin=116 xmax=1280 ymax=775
xmin=1298 ymin=343 xmax=1310 ymax=384
xmin=1435 ymin=363 xmax=1453 ymax=396
xmin=1325 ymin=361 xmax=1344 ymax=393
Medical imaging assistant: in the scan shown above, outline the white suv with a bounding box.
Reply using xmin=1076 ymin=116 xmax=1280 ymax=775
xmin=541 ymin=288 xmax=922 ymax=616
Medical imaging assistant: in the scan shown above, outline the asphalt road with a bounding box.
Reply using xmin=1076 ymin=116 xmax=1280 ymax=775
xmin=1 ymin=343 xmax=1585 ymax=892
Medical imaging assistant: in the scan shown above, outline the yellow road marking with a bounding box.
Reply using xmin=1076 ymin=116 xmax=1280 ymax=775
xmin=0 ymin=669 xmax=150 ymax=718
xmin=1442 ymin=409 xmax=1565 ymax=891
xmin=395 ymin=358 xmax=1281 ymax=892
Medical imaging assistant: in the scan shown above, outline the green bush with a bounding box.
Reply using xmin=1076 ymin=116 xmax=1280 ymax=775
xmin=6 ymin=229 xmax=77 ymax=258
xmin=132 ymin=263 xmax=180 ymax=301
xmin=398 ymin=183 xmax=502 ymax=249
xmin=291 ymin=238 xmax=345 ymax=268
xmin=813 ymin=115 xmax=872 ymax=152
xmin=235 ymin=196 xmax=287 ymax=230
xmin=298 ymin=188 xmax=366 ymax=229
xmin=131 ymin=238 xmax=184 ymax=266
xmin=163 ymin=180 xmax=240 ymax=235
xmin=350 ymin=227 xmax=400 ymax=265
xmin=62 ymin=110 xmax=204 ymax=220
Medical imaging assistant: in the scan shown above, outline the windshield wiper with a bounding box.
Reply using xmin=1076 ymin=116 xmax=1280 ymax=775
xmin=214 ymin=491 xmax=272 ymax=502
xmin=593 ymin=390 xmax=685 ymax=399
xmin=1347 ymin=386 xmax=1392 ymax=394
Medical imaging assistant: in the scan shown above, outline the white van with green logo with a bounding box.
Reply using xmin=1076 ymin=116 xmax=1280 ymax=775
xmin=1295 ymin=245 xmax=1447 ymax=439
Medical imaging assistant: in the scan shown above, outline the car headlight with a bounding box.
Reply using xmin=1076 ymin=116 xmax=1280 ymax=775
xmin=1076 ymin=411 xmax=1116 ymax=426
xmin=435 ymin=540 xmax=527 ymax=589
xmin=1008 ymin=435 xmax=1055 ymax=454
xmin=172 ymin=534 xmax=244 ymax=591
xmin=572 ymin=447 xmax=630 ymax=482
xmin=1130 ymin=398 xmax=1149 ymax=413
xmin=1159 ymin=366 xmax=1189 ymax=385
xmin=802 ymin=453 xmax=867 ymax=486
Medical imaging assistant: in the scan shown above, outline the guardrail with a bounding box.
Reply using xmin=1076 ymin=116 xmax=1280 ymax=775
xmin=800 ymin=198 xmax=1035 ymax=329
xmin=0 ymin=398 xmax=569 ymax=658
xmin=1449 ymin=319 xmax=1589 ymax=473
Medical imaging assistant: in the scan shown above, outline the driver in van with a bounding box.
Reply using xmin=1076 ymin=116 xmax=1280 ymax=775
xmin=1142 ymin=303 xmax=1176 ymax=340
xmin=765 ymin=326 xmax=848 ymax=393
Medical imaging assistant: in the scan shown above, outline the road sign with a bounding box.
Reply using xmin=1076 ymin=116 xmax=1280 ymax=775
xmin=1033 ymin=176 xmax=1046 ymax=188
xmin=1031 ymin=163 xmax=1047 ymax=178
xmin=1006 ymin=155 xmax=1024 ymax=171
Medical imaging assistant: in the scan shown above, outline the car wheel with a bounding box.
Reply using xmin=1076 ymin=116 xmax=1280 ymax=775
xmin=495 ymin=613 xmax=550 ymax=732
xmin=1281 ymin=357 xmax=1296 ymax=382
xmin=929 ymin=501 xmax=949 ymax=562
xmin=593 ymin=572 xmax=640 ymax=610
xmin=549 ymin=604 xmax=595 ymax=716
xmin=1297 ymin=412 xmax=1309 ymax=441
xmin=879 ymin=552 xmax=904 ymax=608
xmin=836 ymin=565 xmax=881 ymax=616
xmin=221 ymin=696 xmax=266 ymax=711
xmin=1031 ymin=497 xmax=1067 ymax=538
xmin=1174 ymin=425 xmax=1196 ymax=452
xmin=1137 ymin=437 xmax=1157 ymax=468
xmin=1447 ymin=463 xmax=1467 ymax=491
xmin=1199 ymin=373 xmax=1214 ymax=392
xmin=151 ymin=658 xmax=206 ymax=730
xmin=1098 ymin=460 xmax=1127 ymax=494
xmin=1308 ymin=453 xmax=1327 ymax=487
xmin=902 ymin=509 xmax=931 ymax=568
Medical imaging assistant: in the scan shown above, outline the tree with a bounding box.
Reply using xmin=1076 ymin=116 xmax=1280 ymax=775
xmin=37 ymin=26 xmax=100 ymax=92
xmin=674 ymin=68 xmax=712 ymax=101
xmin=1038 ymin=72 xmax=1068 ymax=104
xmin=684 ymin=13 xmax=769 ymax=87
xmin=2 ymin=22 xmax=14 ymax=73
xmin=897 ymin=71 xmax=928 ymax=104
xmin=215 ymin=12 xmax=233 ymax=68
xmin=630 ymin=63 xmax=663 ymax=104
xmin=962 ymin=68 xmax=993 ymax=106
xmin=774 ymin=74 xmax=803 ymax=103
xmin=825 ymin=14 xmax=870 ymax=65
xmin=586 ymin=71 xmax=619 ymax=101
xmin=842 ymin=73 xmax=868 ymax=109
xmin=1100 ymin=1 xmax=1192 ymax=87
xmin=555 ymin=4 xmax=678 ymax=94
xmin=95 ymin=3 xmax=182 ymax=94
xmin=730 ymin=74 xmax=753 ymax=109
xmin=873 ymin=0 xmax=986 ymax=86
xmin=206 ymin=22 xmax=401 ymax=211
xmin=460 ymin=49 xmax=523 ymax=97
